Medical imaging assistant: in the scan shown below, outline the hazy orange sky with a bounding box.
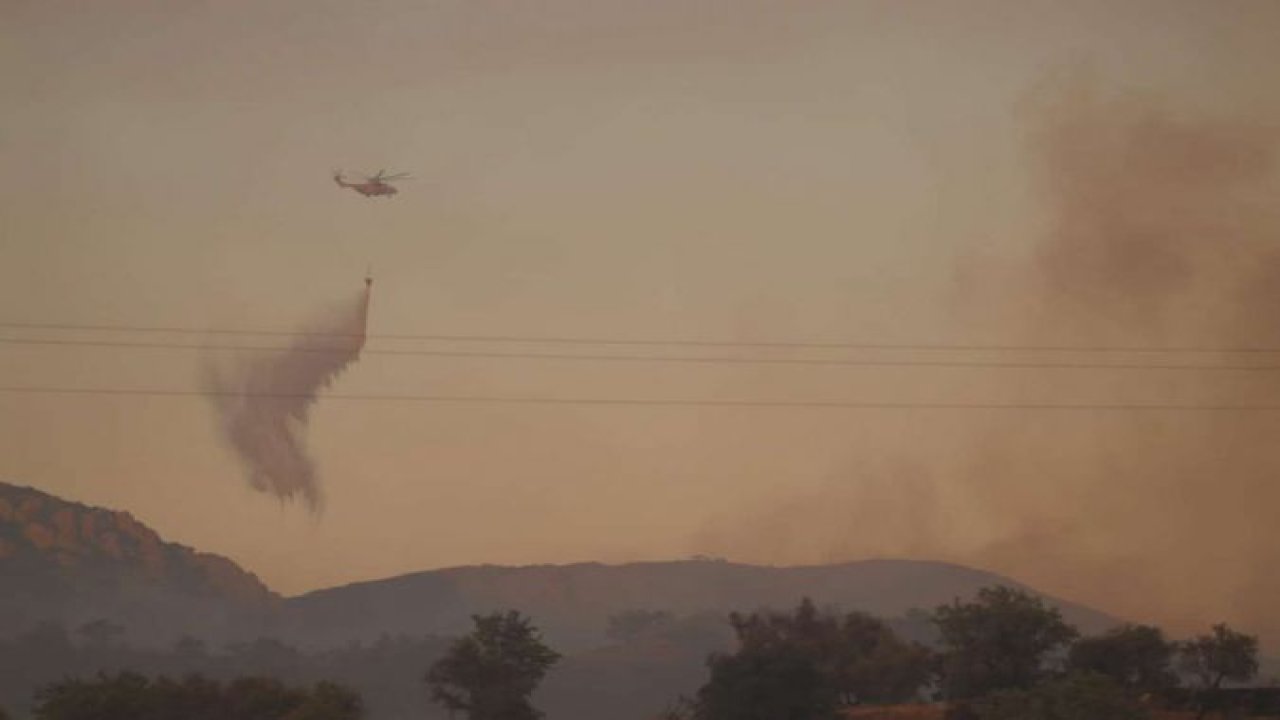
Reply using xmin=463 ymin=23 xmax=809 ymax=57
xmin=4 ymin=1 xmax=1280 ymax=644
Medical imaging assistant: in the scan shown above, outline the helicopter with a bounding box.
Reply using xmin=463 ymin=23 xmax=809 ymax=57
xmin=333 ymin=169 xmax=411 ymax=198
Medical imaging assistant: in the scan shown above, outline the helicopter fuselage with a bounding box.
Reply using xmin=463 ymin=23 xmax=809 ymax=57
xmin=350 ymin=182 xmax=397 ymax=197
xmin=334 ymin=173 xmax=399 ymax=197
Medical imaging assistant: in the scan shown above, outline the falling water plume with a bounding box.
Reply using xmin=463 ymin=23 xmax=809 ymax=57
xmin=203 ymin=277 xmax=372 ymax=513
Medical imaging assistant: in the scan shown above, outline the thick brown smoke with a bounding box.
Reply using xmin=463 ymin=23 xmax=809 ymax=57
xmin=203 ymin=283 xmax=371 ymax=512
xmin=996 ymin=76 xmax=1280 ymax=641
xmin=695 ymin=75 xmax=1280 ymax=647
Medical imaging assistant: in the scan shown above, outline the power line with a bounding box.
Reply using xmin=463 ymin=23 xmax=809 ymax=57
xmin=3 ymin=320 xmax=1279 ymax=354
xmin=4 ymin=336 xmax=1280 ymax=372
xmin=2 ymin=385 xmax=1279 ymax=411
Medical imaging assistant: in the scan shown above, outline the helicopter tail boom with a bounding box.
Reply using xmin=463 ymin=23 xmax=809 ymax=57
xmin=333 ymin=170 xmax=352 ymax=188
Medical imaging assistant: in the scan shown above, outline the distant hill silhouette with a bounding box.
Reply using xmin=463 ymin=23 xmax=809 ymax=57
xmin=1 ymin=481 xmax=1119 ymax=653
xmin=280 ymin=558 xmax=1120 ymax=651
xmin=0 ymin=481 xmax=277 ymax=644
xmin=0 ymin=481 xmax=1140 ymax=720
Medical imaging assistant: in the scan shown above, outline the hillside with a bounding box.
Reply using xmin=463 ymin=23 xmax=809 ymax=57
xmin=0 ymin=481 xmax=1141 ymax=720
xmin=0 ymin=481 xmax=278 ymax=644
xmin=280 ymin=557 xmax=1120 ymax=650
xmin=0 ymin=480 xmax=1120 ymax=654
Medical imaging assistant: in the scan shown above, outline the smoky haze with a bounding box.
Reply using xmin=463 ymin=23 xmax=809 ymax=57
xmin=203 ymin=282 xmax=372 ymax=512
xmin=696 ymin=74 xmax=1280 ymax=645
xmin=1005 ymin=73 xmax=1280 ymax=638
xmin=7 ymin=0 xmax=1280 ymax=652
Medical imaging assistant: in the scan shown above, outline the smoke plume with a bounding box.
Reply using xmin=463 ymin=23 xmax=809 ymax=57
xmin=203 ymin=282 xmax=371 ymax=512
xmin=993 ymin=75 xmax=1280 ymax=640
xmin=695 ymin=74 xmax=1280 ymax=646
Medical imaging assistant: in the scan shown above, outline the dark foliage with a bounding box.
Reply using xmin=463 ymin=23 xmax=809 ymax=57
xmin=971 ymin=672 xmax=1148 ymax=720
xmin=0 ymin=624 xmax=449 ymax=720
xmin=424 ymin=611 xmax=561 ymax=720
xmin=31 ymin=672 xmax=361 ymax=720
xmin=694 ymin=598 xmax=931 ymax=720
xmin=698 ymin=642 xmax=838 ymax=720
xmin=1177 ymin=623 xmax=1259 ymax=720
xmin=1067 ymin=624 xmax=1176 ymax=694
xmin=0 ymin=615 xmax=722 ymax=720
xmin=1178 ymin=623 xmax=1260 ymax=690
xmin=1162 ymin=686 xmax=1280 ymax=717
xmin=932 ymin=586 xmax=1079 ymax=699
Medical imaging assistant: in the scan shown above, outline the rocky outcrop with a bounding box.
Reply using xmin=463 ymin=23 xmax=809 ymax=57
xmin=0 ymin=481 xmax=278 ymax=644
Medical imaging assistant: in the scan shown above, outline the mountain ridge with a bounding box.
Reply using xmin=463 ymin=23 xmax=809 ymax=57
xmin=0 ymin=480 xmax=278 ymax=644
xmin=1 ymin=481 xmax=1121 ymax=652
xmin=279 ymin=556 xmax=1120 ymax=650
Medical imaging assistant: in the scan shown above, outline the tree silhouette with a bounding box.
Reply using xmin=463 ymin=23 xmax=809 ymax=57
xmin=973 ymin=671 xmax=1149 ymax=720
xmin=34 ymin=672 xmax=152 ymax=720
xmin=425 ymin=611 xmax=561 ymax=720
xmin=32 ymin=673 xmax=361 ymax=720
xmin=1178 ymin=623 xmax=1259 ymax=720
xmin=1068 ymin=623 xmax=1176 ymax=694
xmin=282 ymin=681 xmax=364 ymax=720
xmin=695 ymin=599 xmax=930 ymax=720
xmin=830 ymin=610 xmax=932 ymax=705
xmin=698 ymin=640 xmax=837 ymax=720
xmin=933 ymin=586 xmax=1078 ymax=699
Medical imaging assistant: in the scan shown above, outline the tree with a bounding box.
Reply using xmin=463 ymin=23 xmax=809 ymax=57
xmin=1067 ymin=624 xmax=1176 ymax=694
xmin=1178 ymin=623 xmax=1259 ymax=720
xmin=34 ymin=672 xmax=153 ymax=720
xmin=698 ymin=642 xmax=838 ymax=720
xmin=695 ymin=599 xmax=930 ymax=720
xmin=283 ymin=682 xmax=363 ymax=720
xmin=425 ymin=610 xmax=561 ymax=720
xmin=33 ymin=673 xmax=362 ymax=720
xmin=972 ymin=672 xmax=1149 ymax=720
xmin=222 ymin=676 xmax=306 ymax=720
xmin=726 ymin=599 xmax=929 ymax=704
xmin=149 ymin=675 xmax=224 ymax=720
xmin=830 ymin=610 xmax=932 ymax=705
xmin=726 ymin=598 xmax=839 ymax=680
xmin=933 ymin=586 xmax=1079 ymax=699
